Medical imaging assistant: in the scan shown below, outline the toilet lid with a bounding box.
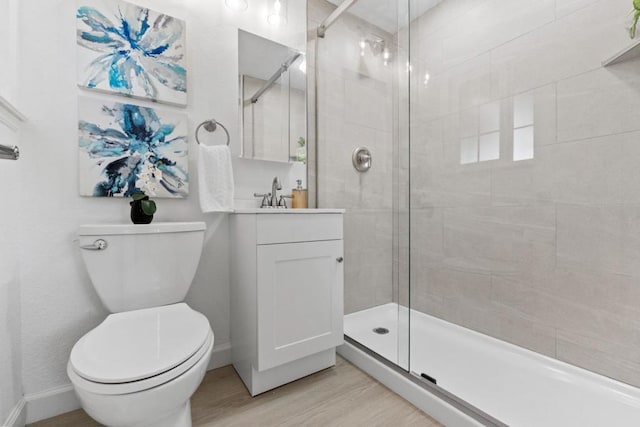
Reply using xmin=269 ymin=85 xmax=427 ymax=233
xmin=70 ymin=303 xmax=211 ymax=383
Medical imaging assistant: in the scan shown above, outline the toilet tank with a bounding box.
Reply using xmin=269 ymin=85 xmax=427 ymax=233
xmin=78 ymin=222 xmax=206 ymax=313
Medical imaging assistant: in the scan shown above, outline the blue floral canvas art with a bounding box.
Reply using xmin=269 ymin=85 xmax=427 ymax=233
xmin=77 ymin=0 xmax=187 ymax=105
xmin=78 ymin=96 xmax=188 ymax=198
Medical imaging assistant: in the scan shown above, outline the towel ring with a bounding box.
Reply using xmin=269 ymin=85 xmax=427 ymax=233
xmin=195 ymin=119 xmax=230 ymax=146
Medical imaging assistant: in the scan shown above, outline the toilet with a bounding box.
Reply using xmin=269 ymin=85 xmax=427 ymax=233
xmin=68 ymin=222 xmax=213 ymax=427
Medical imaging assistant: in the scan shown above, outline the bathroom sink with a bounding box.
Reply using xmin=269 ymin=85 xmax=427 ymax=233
xmin=233 ymin=208 xmax=345 ymax=214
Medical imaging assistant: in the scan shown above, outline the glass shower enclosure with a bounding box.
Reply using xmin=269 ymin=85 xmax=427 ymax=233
xmin=310 ymin=0 xmax=411 ymax=370
xmin=312 ymin=0 xmax=640 ymax=425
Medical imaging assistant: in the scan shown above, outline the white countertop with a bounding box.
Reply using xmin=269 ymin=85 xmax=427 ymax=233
xmin=233 ymin=208 xmax=345 ymax=214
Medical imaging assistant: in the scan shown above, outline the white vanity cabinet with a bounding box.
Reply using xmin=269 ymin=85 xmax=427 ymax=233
xmin=230 ymin=209 xmax=345 ymax=396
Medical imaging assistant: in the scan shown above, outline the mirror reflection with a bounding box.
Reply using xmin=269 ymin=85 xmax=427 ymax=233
xmin=238 ymin=30 xmax=306 ymax=163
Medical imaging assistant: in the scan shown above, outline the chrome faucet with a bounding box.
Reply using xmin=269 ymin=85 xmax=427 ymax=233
xmin=271 ymin=176 xmax=282 ymax=207
xmin=254 ymin=176 xmax=288 ymax=208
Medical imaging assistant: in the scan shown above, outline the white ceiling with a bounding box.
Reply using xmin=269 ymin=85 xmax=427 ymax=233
xmin=325 ymin=0 xmax=442 ymax=34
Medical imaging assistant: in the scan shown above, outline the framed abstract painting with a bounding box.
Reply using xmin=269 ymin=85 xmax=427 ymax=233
xmin=76 ymin=0 xmax=187 ymax=106
xmin=78 ymin=96 xmax=189 ymax=198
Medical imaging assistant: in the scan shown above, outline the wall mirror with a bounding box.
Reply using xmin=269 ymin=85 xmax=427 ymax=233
xmin=238 ymin=30 xmax=306 ymax=164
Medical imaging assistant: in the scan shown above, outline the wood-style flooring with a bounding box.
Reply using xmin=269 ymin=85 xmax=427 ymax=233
xmin=29 ymin=356 xmax=442 ymax=427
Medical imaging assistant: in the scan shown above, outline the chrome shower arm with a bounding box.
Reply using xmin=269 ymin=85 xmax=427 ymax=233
xmin=0 ymin=143 xmax=19 ymax=160
xmin=317 ymin=0 xmax=359 ymax=38
xmin=250 ymin=52 xmax=302 ymax=104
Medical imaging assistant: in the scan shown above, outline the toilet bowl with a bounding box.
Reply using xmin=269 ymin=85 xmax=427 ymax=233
xmin=68 ymin=304 xmax=213 ymax=427
xmin=69 ymin=222 xmax=212 ymax=427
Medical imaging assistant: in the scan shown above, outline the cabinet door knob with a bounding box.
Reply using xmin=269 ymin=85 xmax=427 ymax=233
xmin=336 ymin=257 xmax=344 ymax=263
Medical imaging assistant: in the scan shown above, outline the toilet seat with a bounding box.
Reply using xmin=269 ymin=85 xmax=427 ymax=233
xmin=68 ymin=303 xmax=213 ymax=395
xmin=67 ymin=330 xmax=213 ymax=395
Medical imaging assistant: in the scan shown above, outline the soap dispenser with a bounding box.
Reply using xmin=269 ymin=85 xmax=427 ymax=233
xmin=291 ymin=179 xmax=308 ymax=209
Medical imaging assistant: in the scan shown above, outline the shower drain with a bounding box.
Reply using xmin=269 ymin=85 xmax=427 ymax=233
xmin=372 ymin=327 xmax=390 ymax=335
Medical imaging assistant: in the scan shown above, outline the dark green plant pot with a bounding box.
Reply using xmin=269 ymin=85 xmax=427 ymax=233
xmin=130 ymin=200 xmax=154 ymax=224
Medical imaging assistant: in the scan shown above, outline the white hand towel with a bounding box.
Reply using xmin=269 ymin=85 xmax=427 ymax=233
xmin=198 ymin=144 xmax=235 ymax=212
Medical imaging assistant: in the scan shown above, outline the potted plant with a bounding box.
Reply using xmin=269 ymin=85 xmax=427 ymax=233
xmin=296 ymin=137 xmax=306 ymax=163
xmin=130 ymin=157 xmax=162 ymax=224
xmin=630 ymin=0 xmax=640 ymax=38
xmin=129 ymin=192 xmax=157 ymax=224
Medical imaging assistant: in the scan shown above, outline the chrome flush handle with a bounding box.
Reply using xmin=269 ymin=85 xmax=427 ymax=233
xmin=80 ymin=239 xmax=108 ymax=251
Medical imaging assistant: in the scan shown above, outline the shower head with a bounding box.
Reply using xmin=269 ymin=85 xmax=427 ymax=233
xmin=364 ymin=37 xmax=386 ymax=56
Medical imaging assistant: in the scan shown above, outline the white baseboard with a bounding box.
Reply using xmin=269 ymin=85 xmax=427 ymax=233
xmin=338 ymin=342 xmax=484 ymax=427
xmin=25 ymin=385 xmax=80 ymax=425
xmin=207 ymin=341 xmax=232 ymax=371
xmin=22 ymin=342 xmax=233 ymax=425
xmin=1 ymin=398 xmax=26 ymax=427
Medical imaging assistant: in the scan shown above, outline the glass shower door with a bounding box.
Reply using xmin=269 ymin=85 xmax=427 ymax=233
xmin=311 ymin=0 xmax=411 ymax=370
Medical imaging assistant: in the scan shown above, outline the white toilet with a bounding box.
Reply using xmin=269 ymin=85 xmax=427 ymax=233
xmin=68 ymin=222 xmax=213 ymax=427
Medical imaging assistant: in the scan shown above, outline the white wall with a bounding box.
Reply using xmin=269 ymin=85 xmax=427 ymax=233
xmin=16 ymin=0 xmax=307 ymax=411
xmin=0 ymin=0 xmax=18 ymax=105
xmin=0 ymin=119 xmax=23 ymax=427
xmin=0 ymin=0 xmax=24 ymax=424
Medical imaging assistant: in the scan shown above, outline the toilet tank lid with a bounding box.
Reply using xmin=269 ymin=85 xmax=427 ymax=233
xmin=78 ymin=221 xmax=206 ymax=236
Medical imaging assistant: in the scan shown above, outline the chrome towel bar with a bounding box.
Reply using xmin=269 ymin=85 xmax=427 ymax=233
xmin=0 ymin=143 xmax=19 ymax=160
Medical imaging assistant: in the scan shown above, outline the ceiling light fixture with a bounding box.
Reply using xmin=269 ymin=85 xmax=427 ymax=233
xmin=267 ymin=0 xmax=287 ymax=26
xmin=225 ymin=0 xmax=248 ymax=12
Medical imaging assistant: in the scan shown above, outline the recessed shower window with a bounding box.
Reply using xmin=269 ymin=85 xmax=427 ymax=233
xmin=478 ymin=102 xmax=500 ymax=161
xmin=513 ymin=92 xmax=534 ymax=161
xmin=460 ymin=102 xmax=500 ymax=164
xmin=479 ymin=132 xmax=500 ymax=161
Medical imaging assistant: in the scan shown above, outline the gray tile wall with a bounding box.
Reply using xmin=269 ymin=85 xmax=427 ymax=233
xmin=409 ymin=0 xmax=640 ymax=387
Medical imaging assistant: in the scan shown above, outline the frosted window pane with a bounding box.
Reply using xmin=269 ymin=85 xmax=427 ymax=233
xmin=479 ymin=132 xmax=500 ymax=161
xmin=460 ymin=137 xmax=478 ymax=164
xmin=514 ymin=126 xmax=534 ymax=161
xmin=479 ymin=102 xmax=500 ymax=134
xmin=514 ymin=92 xmax=534 ymax=128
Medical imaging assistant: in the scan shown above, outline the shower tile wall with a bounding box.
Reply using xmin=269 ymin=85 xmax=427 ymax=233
xmin=309 ymin=0 xmax=396 ymax=314
xmin=409 ymin=0 xmax=640 ymax=386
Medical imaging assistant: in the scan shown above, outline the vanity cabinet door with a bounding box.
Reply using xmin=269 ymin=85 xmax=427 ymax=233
xmin=256 ymin=239 xmax=344 ymax=371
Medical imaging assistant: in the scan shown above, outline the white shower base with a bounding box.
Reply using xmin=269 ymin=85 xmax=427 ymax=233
xmin=344 ymin=303 xmax=640 ymax=426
